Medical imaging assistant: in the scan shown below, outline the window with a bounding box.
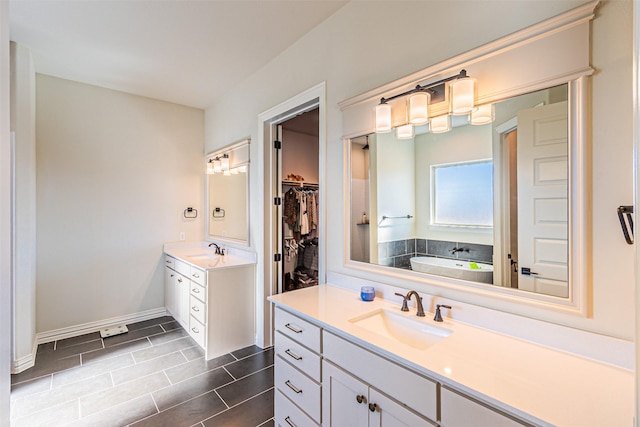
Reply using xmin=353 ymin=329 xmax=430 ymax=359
xmin=432 ymin=160 xmax=493 ymax=227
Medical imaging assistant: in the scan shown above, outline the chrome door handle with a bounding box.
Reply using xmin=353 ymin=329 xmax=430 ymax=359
xmin=284 ymin=349 xmax=302 ymax=361
xmin=284 ymin=416 xmax=297 ymax=427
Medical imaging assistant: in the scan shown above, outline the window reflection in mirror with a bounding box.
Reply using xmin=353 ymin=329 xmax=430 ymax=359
xmin=350 ymin=84 xmax=569 ymax=298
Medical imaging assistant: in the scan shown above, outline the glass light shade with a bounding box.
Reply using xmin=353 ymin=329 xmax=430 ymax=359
xmin=409 ymin=92 xmax=430 ymax=125
xmin=471 ymin=104 xmax=495 ymax=125
xmin=220 ymin=154 xmax=230 ymax=171
xmin=451 ymin=77 xmax=475 ymax=115
xmin=238 ymin=165 xmax=247 ymax=173
xmin=396 ymin=124 xmax=414 ymax=139
xmin=230 ymin=167 xmax=239 ymax=174
xmin=206 ymin=161 xmax=214 ymax=174
xmin=223 ymin=170 xmax=231 ymax=176
xmin=213 ymin=158 xmax=222 ymax=174
xmin=430 ymin=115 xmax=451 ymax=134
xmin=375 ymin=103 xmax=392 ymax=133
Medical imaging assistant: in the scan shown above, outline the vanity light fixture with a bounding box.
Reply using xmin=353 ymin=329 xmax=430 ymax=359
xmin=223 ymin=169 xmax=231 ymax=176
xmin=220 ymin=153 xmax=230 ymax=171
xmin=213 ymin=157 xmax=222 ymax=174
xmin=230 ymin=167 xmax=239 ymax=174
xmin=375 ymin=69 xmax=473 ymax=134
xmin=430 ymin=114 xmax=452 ymax=134
xmin=396 ymin=123 xmax=415 ymax=139
xmin=206 ymin=158 xmax=215 ymax=175
xmin=470 ymin=103 xmax=495 ymax=125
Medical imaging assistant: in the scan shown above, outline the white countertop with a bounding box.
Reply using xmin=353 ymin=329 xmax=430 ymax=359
xmin=269 ymin=284 xmax=634 ymax=427
xmin=164 ymin=244 xmax=255 ymax=271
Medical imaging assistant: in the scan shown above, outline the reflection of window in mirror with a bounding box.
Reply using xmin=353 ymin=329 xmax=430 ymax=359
xmin=432 ymin=160 xmax=493 ymax=227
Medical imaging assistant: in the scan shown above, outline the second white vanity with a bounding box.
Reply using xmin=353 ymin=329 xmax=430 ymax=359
xmin=269 ymin=285 xmax=633 ymax=427
xmin=164 ymin=242 xmax=256 ymax=360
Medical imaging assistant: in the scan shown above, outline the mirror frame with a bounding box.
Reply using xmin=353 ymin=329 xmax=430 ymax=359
xmin=205 ymin=138 xmax=251 ymax=246
xmin=344 ymin=78 xmax=588 ymax=316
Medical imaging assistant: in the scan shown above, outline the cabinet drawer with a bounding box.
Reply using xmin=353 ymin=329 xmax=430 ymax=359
xmin=275 ymin=389 xmax=319 ymax=427
xmin=190 ymin=266 xmax=205 ymax=286
xmin=440 ymin=387 xmax=530 ymax=427
xmin=174 ymin=259 xmax=190 ymax=276
xmin=323 ymin=331 xmax=437 ymax=422
xmin=275 ymin=308 xmax=321 ymax=353
xmin=164 ymin=255 xmax=175 ymax=269
xmin=275 ymin=332 xmax=321 ymax=382
xmin=275 ymin=355 xmax=321 ymax=423
xmin=190 ymin=295 xmax=206 ymax=325
xmin=189 ymin=316 xmax=205 ymax=347
xmin=190 ymin=281 xmax=206 ymax=303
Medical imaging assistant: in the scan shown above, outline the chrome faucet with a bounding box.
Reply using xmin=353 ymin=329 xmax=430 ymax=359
xmin=405 ymin=291 xmax=425 ymax=317
xmin=208 ymin=242 xmax=224 ymax=255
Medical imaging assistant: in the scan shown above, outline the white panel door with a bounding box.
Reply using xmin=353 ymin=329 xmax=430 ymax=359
xmin=517 ymin=101 xmax=568 ymax=297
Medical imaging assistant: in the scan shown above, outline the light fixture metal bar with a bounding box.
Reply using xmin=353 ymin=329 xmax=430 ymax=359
xmin=379 ymin=69 xmax=468 ymax=105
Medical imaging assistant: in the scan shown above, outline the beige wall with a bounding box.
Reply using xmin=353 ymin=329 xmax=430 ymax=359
xmin=36 ymin=75 xmax=204 ymax=333
xmin=204 ymin=0 xmax=634 ymax=341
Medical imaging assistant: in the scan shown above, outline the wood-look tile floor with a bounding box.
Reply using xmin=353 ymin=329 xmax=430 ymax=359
xmin=10 ymin=316 xmax=275 ymax=427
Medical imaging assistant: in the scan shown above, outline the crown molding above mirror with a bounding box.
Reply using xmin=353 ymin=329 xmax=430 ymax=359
xmin=339 ymin=1 xmax=598 ymax=317
xmin=205 ymin=138 xmax=250 ymax=246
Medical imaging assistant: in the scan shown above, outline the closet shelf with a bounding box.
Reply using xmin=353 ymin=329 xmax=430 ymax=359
xmin=282 ymin=180 xmax=318 ymax=188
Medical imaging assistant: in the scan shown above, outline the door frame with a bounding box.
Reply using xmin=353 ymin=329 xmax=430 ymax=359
xmin=256 ymin=82 xmax=326 ymax=348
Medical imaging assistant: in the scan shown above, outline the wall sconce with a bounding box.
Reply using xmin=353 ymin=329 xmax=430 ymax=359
xmin=375 ymin=69 xmax=474 ymax=134
xmin=206 ymin=159 xmax=215 ymax=175
xmin=470 ymin=103 xmax=495 ymax=125
xmin=396 ymin=123 xmax=414 ymax=139
xmin=213 ymin=157 xmax=222 ymax=174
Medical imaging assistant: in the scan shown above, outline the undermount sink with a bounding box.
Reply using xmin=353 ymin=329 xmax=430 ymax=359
xmin=349 ymin=308 xmax=452 ymax=350
xmin=188 ymin=253 xmax=219 ymax=260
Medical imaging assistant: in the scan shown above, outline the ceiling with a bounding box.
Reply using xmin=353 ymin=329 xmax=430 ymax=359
xmin=8 ymin=0 xmax=347 ymax=109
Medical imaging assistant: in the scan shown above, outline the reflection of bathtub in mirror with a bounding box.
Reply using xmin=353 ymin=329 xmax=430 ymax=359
xmin=410 ymin=257 xmax=493 ymax=284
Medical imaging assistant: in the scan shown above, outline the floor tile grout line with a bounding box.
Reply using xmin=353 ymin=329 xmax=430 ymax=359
xmin=214 ymin=388 xmax=230 ymax=409
xmin=201 ymin=386 xmax=275 ymax=425
xmin=231 ymin=347 xmax=273 ymax=363
xmin=229 ymin=363 xmax=274 ymax=382
xmin=256 ymin=417 xmax=275 ymax=427
xmin=222 ymin=366 xmax=237 ymax=381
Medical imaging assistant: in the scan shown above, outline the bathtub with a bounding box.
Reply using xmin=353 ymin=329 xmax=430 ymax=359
xmin=410 ymin=256 xmax=493 ymax=284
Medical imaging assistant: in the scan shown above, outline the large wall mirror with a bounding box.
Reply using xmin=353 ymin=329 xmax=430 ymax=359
xmin=205 ymin=138 xmax=250 ymax=245
xmin=350 ymin=84 xmax=570 ymax=298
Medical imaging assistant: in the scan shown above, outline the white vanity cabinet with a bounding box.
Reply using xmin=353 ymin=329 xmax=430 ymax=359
xmin=322 ymin=331 xmax=438 ymax=427
xmin=164 ymin=254 xmax=255 ymax=360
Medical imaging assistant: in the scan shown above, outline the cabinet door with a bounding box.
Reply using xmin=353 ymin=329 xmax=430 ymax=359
xmin=369 ymin=389 xmax=436 ymax=427
xmin=164 ymin=267 xmax=176 ymax=317
xmin=322 ymin=361 xmax=368 ymax=427
xmin=440 ymin=387 xmax=528 ymax=427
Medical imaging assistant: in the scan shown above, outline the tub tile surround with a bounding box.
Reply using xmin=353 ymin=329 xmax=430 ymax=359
xmin=10 ymin=316 xmax=275 ymax=427
xmin=269 ymin=284 xmax=634 ymax=426
xmin=378 ymin=238 xmax=493 ymax=269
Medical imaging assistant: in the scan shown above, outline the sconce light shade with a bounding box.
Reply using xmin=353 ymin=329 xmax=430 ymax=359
xmin=375 ymin=103 xmax=392 ymax=133
xmin=206 ymin=160 xmax=214 ymax=175
xmin=451 ymin=77 xmax=475 ymax=115
xmin=396 ymin=124 xmax=414 ymax=139
xmin=471 ymin=103 xmax=495 ymax=125
xmin=220 ymin=154 xmax=230 ymax=171
xmin=223 ymin=169 xmax=231 ymax=176
xmin=231 ymin=167 xmax=239 ymax=174
xmin=213 ymin=158 xmax=222 ymax=174
xmin=238 ymin=165 xmax=247 ymax=173
xmin=430 ymin=114 xmax=451 ymax=134
xmin=409 ymin=92 xmax=430 ymax=125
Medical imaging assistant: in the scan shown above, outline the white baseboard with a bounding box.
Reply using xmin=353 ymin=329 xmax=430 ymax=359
xmin=11 ymin=307 xmax=169 ymax=374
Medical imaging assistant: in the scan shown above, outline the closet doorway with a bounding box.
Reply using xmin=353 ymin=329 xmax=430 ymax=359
xmin=276 ymin=108 xmax=320 ymax=293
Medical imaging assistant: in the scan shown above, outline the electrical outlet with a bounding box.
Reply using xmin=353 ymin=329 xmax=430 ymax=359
xmin=179 ymin=232 xmax=185 ymax=241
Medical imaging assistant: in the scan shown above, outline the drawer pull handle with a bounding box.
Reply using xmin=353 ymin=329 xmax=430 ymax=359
xmin=170 ymin=274 xmax=174 ymax=278
xmin=368 ymin=403 xmax=378 ymax=412
xmin=166 ymin=260 xmax=171 ymax=263
xmin=284 ymin=416 xmax=297 ymax=427
xmin=356 ymin=394 xmax=366 ymax=404
xmin=284 ymin=349 xmax=302 ymax=361
xmin=192 ymin=288 xmax=200 ymax=293
xmin=191 ymin=327 xmax=199 ymax=334
xmin=192 ymin=273 xmax=200 ymax=278
xmin=285 ymin=323 xmax=303 ymax=334
xmin=178 ymin=278 xmax=183 ymax=283
xmin=191 ymin=306 xmax=200 ymax=312
xmin=285 ymin=380 xmax=302 ymax=394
